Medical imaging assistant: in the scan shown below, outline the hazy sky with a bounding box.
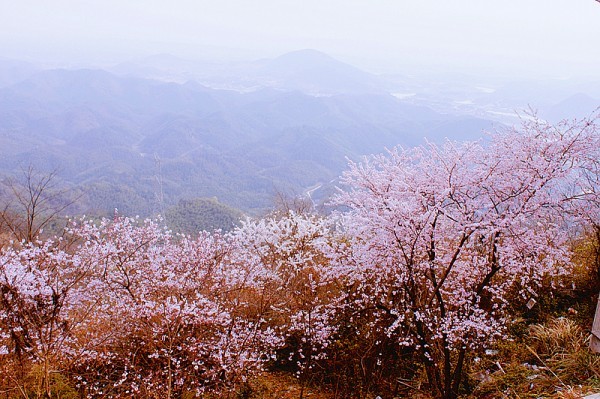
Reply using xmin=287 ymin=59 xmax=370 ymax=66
xmin=1 ymin=0 xmax=599 ymax=77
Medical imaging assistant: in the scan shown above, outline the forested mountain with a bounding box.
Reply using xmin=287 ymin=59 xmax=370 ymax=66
xmin=165 ymin=197 xmax=243 ymax=234
xmin=0 ymin=51 xmax=497 ymax=216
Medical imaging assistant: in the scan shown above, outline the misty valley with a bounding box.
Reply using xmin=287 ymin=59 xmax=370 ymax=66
xmin=1 ymin=50 xmax=598 ymax=223
xmin=1 ymin=48 xmax=600 ymax=399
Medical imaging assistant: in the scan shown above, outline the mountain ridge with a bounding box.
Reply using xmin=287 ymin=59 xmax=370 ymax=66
xmin=0 ymin=53 xmax=499 ymax=215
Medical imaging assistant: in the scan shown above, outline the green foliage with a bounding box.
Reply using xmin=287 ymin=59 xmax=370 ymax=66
xmin=80 ymin=180 xmax=155 ymax=217
xmin=165 ymin=197 xmax=243 ymax=234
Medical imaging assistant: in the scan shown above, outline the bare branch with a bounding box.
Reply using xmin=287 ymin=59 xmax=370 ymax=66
xmin=0 ymin=166 xmax=81 ymax=243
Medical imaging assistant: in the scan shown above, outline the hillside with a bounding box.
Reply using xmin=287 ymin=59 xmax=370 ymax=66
xmin=0 ymin=52 xmax=498 ymax=216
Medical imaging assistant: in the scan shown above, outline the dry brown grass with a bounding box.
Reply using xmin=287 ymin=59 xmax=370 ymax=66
xmin=469 ymin=317 xmax=600 ymax=399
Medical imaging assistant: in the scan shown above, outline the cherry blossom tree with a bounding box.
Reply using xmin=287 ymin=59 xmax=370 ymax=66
xmin=0 ymin=238 xmax=95 ymax=398
xmin=0 ymin=216 xmax=280 ymax=398
xmin=66 ymin=216 xmax=275 ymax=398
xmin=229 ymin=211 xmax=336 ymax=385
xmin=328 ymin=114 xmax=600 ymax=399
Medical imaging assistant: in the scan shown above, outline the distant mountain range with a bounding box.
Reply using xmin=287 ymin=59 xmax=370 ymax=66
xmin=0 ymin=50 xmax=596 ymax=218
xmin=109 ymin=49 xmax=388 ymax=96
